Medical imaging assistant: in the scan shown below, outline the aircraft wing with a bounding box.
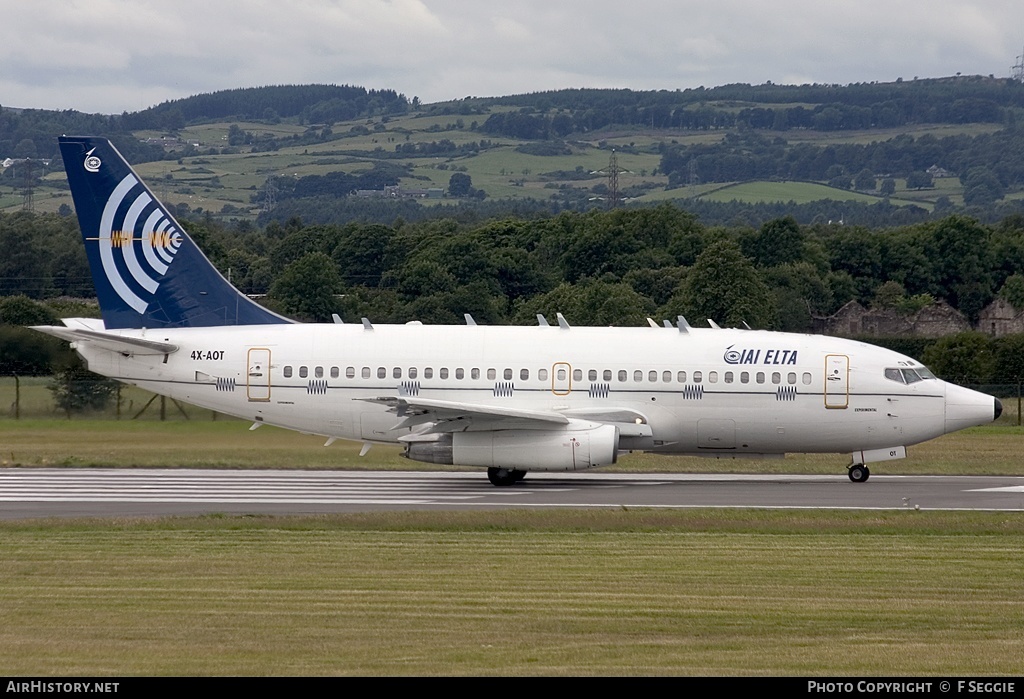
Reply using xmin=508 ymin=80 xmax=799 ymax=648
xmin=361 ymin=395 xmax=570 ymax=433
xmin=32 ymin=324 xmax=179 ymax=356
xmin=361 ymin=395 xmax=653 ymax=437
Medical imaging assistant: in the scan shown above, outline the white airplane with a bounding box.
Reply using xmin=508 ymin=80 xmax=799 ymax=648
xmin=34 ymin=136 xmax=1001 ymax=486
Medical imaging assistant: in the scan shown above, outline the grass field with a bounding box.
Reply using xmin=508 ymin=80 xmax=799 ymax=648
xmin=4 ymin=109 xmax=997 ymax=216
xmin=1 ymin=510 xmax=1022 ymax=675
xmin=3 ymin=378 xmax=1023 ymax=675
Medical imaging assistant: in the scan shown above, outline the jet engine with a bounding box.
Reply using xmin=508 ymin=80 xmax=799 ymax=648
xmin=403 ymin=420 xmax=620 ymax=472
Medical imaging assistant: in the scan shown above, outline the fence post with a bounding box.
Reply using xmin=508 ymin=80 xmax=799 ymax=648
xmin=14 ymin=374 xmax=19 ymax=420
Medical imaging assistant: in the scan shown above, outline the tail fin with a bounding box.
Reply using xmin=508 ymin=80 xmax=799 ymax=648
xmin=58 ymin=136 xmax=291 ymax=329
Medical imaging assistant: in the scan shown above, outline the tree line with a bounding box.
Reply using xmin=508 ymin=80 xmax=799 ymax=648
xmin=5 ymin=204 xmax=1024 ymax=385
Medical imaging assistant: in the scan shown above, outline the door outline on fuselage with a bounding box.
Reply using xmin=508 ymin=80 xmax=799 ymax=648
xmin=824 ymin=354 xmax=849 ymax=409
xmin=247 ymin=347 xmax=271 ymax=402
xmin=552 ymin=362 xmax=572 ymax=395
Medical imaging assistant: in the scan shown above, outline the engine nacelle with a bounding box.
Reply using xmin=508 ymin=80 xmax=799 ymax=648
xmin=403 ymin=420 xmax=620 ymax=472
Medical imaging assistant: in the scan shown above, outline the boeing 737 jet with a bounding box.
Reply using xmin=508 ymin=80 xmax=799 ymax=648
xmin=33 ymin=137 xmax=1001 ymax=485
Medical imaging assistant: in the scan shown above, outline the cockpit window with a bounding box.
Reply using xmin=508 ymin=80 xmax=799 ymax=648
xmin=885 ymin=368 xmax=904 ymax=383
xmin=901 ymin=368 xmax=924 ymax=384
xmin=885 ymin=367 xmax=936 ymax=384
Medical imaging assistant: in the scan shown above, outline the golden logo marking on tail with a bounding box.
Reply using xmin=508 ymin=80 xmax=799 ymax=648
xmin=85 ymin=231 xmax=176 ymax=249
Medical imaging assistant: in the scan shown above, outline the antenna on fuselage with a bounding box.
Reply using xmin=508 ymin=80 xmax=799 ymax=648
xmin=676 ymin=316 xmax=691 ymax=333
xmin=332 ymin=314 xmax=344 ymax=324
xmin=464 ymin=313 xmax=477 ymax=326
xmin=537 ymin=314 xmax=550 ymax=327
xmin=361 ymin=317 xmax=373 ymax=330
xmin=647 ymin=318 xmax=659 ymax=328
xmin=556 ymin=313 xmax=571 ymax=330
xmin=707 ymin=319 xmax=721 ymax=329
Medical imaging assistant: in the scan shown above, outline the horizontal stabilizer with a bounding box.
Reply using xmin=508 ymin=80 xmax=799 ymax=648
xmin=32 ymin=324 xmax=179 ymax=356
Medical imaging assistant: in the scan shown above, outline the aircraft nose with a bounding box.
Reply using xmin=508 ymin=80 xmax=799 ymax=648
xmin=944 ymin=382 xmax=1000 ymax=434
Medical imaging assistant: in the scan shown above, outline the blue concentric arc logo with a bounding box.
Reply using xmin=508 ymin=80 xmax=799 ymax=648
xmin=97 ymin=174 xmax=182 ymax=313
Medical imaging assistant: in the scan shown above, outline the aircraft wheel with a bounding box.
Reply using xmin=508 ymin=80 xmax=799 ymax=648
xmin=511 ymin=469 xmax=527 ymax=483
xmin=487 ymin=467 xmax=518 ymax=486
xmin=848 ymin=464 xmax=870 ymax=483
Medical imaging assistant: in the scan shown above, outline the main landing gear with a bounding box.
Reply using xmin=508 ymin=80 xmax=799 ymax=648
xmin=487 ymin=467 xmax=527 ymax=486
xmin=847 ymin=464 xmax=870 ymax=483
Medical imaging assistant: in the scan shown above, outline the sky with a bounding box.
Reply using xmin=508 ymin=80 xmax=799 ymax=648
xmin=2 ymin=0 xmax=1024 ymax=114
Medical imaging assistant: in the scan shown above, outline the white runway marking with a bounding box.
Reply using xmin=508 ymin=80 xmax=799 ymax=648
xmin=0 ymin=469 xmax=573 ymax=506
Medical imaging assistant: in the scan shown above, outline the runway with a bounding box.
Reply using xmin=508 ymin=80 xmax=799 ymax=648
xmin=2 ymin=468 xmax=1024 ymax=518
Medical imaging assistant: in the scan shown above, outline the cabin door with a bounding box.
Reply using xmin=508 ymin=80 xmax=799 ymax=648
xmin=552 ymin=362 xmax=572 ymax=395
xmin=247 ymin=348 xmax=271 ymax=402
xmin=824 ymin=354 xmax=849 ymax=409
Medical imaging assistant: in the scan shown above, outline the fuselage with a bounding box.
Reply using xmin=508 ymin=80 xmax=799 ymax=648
xmin=73 ymin=321 xmax=998 ymax=464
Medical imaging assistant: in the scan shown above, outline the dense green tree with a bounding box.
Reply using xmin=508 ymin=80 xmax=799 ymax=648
xmin=667 ymin=239 xmax=777 ymax=329
xmin=514 ymin=280 xmax=653 ymax=327
xmin=922 ymin=332 xmax=995 ymax=382
xmin=269 ymin=252 xmax=342 ymax=321
xmin=448 ymin=172 xmax=472 ymax=197
xmin=906 ymin=171 xmax=933 ymax=189
xmin=742 ymin=216 xmax=806 ymax=268
xmin=0 ymin=295 xmax=58 ymax=325
xmin=854 ymin=169 xmax=876 ymax=191
xmin=998 ymin=274 xmax=1024 ymax=310
xmin=48 ymin=363 xmax=118 ymax=418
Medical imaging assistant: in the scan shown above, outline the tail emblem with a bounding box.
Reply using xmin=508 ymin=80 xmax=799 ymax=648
xmin=91 ymin=174 xmax=183 ymax=313
xmin=83 ymin=148 xmax=102 ymax=173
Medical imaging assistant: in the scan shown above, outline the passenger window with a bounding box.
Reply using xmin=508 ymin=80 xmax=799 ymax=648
xmin=504 ymin=368 xmax=513 ymax=380
xmin=677 ymin=371 xmax=686 ymax=383
xmin=604 ymin=369 xmax=612 ymax=381
xmin=788 ymin=372 xmax=796 ymax=384
xmin=589 ymin=369 xmax=598 ymax=381
xmin=361 ymin=367 xmax=371 ymax=379
xmin=663 ymin=371 xmax=671 ymax=383
xmin=471 ymin=368 xmax=480 ymax=380
xmin=693 ymin=371 xmax=702 ymax=383
xmin=315 ymin=366 xmax=323 ymax=378
xmin=724 ymin=371 xmax=734 ymax=384
xmin=558 ymin=368 xmax=567 ymax=381
xmin=741 ymin=371 xmax=749 ymax=383
xmin=299 ymin=366 xmax=308 ymax=378
xmin=634 ymin=370 xmax=643 ymax=382
xmin=377 ymin=367 xmax=386 ymax=379
xmin=521 ymin=369 xmax=530 ymax=380
xmin=487 ymin=368 xmax=496 ymax=380
xmin=648 ymin=370 xmax=658 ymax=382
xmin=539 ymin=369 xmax=548 ymax=381
xmin=756 ymin=372 xmax=765 ymax=384
xmin=284 ymin=366 xmax=293 ymax=378
xmin=456 ymin=368 xmax=464 ymax=380
xmin=772 ymin=372 xmax=781 ymax=384
xmin=345 ymin=367 xmax=355 ymax=379
xmin=709 ymin=371 xmax=718 ymax=383
xmin=573 ymin=369 xmax=582 ymax=381
xmin=424 ymin=368 xmax=433 ymax=379
xmin=440 ymin=368 xmax=449 ymax=379
xmin=409 ymin=367 xmax=417 ymax=379
xmin=394 ymin=367 xmax=402 ymax=379
xmin=330 ymin=367 xmax=339 ymax=379
xmin=617 ymin=370 xmax=627 ymax=382
xmin=802 ymin=372 xmax=811 ymax=385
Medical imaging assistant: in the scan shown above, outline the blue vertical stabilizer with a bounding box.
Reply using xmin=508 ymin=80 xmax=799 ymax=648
xmin=58 ymin=136 xmax=292 ymax=329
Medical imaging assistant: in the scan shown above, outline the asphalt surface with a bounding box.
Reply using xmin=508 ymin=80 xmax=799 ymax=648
xmin=2 ymin=468 xmax=1023 ymax=518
